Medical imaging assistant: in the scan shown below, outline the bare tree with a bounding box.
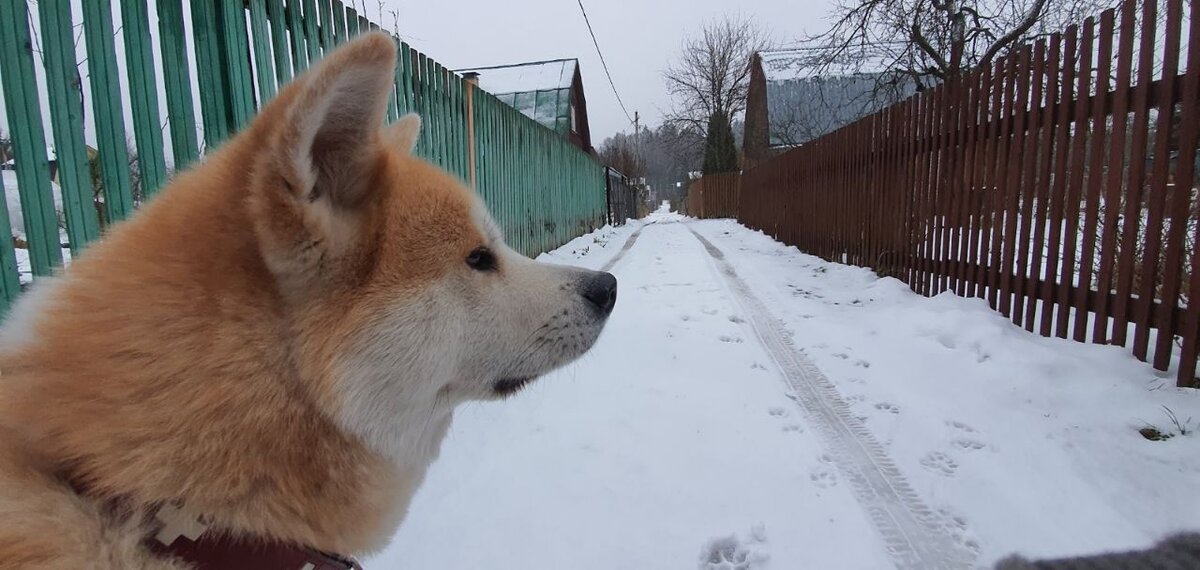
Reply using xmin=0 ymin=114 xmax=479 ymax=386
xmin=808 ymin=0 xmax=1107 ymax=90
xmin=663 ymin=15 xmax=773 ymax=133
xmin=598 ymin=134 xmax=644 ymax=179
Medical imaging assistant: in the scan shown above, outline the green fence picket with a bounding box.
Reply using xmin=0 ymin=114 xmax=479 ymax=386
xmin=266 ymin=0 xmax=293 ymax=84
xmin=346 ymin=7 xmax=359 ymax=37
xmin=121 ymin=0 xmax=169 ymax=196
xmin=248 ymin=0 xmax=279 ymax=104
xmin=285 ymin=0 xmax=309 ymax=72
xmin=301 ymin=0 xmax=322 ymax=62
xmin=158 ymin=0 xmax=202 ymax=170
xmin=191 ymin=0 xmax=231 ymax=147
xmin=219 ymin=0 xmax=256 ymax=131
xmin=38 ymin=1 xmax=101 ymax=253
xmin=82 ymin=0 xmax=135 ymax=224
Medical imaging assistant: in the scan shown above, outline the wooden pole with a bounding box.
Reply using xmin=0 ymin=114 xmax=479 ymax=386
xmin=464 ymin=71 xmax=479 ymax=189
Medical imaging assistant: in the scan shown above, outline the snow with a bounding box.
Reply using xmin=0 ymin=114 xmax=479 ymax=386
xmin=2 ymin=170 xmax=65 ymax=241
xmin=457 ymin=59 xmax=576 ymax=96
xmin=759 ymin=48 xmax=896 ymax=82
xmin=373 ymin=204 xmax=1199 ymax=569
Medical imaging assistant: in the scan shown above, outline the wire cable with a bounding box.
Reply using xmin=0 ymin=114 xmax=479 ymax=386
xmin=575 ymin=0 xmax=634 ymax=124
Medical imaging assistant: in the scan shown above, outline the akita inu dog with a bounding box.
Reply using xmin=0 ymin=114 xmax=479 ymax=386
xmin=0 ymin=32 xmax=616 ymax=569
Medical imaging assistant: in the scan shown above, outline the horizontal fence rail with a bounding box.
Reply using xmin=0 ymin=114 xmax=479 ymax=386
xmin=738 ymin=0 xmax=1200 ymax=387
xmin=0 ymin=0 xmax=606 ymax=315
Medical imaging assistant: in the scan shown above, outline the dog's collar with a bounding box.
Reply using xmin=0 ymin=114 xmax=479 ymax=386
xmin=146 ymin=503 xmax=364 ymax=570
xmin=68 ymin=478 xmax=362 ymax=570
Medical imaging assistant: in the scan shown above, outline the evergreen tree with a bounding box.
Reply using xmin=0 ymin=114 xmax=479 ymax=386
xmin=702 ymin=111 xmax=738 ymax=174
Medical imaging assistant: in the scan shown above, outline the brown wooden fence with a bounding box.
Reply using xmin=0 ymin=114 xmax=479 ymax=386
xmin=739 ymin=0 xmax=1200 ymax=388
xmin=685 ymin=172 xmax=741 ymax=219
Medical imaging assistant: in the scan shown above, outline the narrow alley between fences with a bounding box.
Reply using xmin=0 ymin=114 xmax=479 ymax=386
xmin=372 ymin=205 xmax=1199 ymax=569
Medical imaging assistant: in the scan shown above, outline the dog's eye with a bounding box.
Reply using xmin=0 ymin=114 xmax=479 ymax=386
xmin=466 ymin=247 xmax=498 ymax=272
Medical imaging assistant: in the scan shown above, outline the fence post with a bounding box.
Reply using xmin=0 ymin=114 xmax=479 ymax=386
xmin=464 ymin=72 xmax=479 ymax=189
xmin=604 ymin=167 xmax=614 ymax=226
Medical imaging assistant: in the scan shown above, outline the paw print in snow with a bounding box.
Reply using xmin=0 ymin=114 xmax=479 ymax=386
xmin=750 ymin=362 xmax=767 ymax=371
xmin=767 ymin=407 xmax=788 ymax=417
xmin=947 ymin=420 xmax=978 ymax=433
xmin=952 ymin=439 xmax=985 ymax=451
xmin=920 ymin=452 xmax=959 ymax=477
xmin=698 ymin=529 xmax=768 ymax=570
xmin=718 ymin=335 xmax=744 ymax=344
xmin=809 ymin=466 xmax=837 ymax=488
xmin=782 ymin=424 xmax=804 ymax=433
xmin=728 ymin=315 xmax=746 ymax=324
xmin=874 ymin=402 xmax=900 ymax=414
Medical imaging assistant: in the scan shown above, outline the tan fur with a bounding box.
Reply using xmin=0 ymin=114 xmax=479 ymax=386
xmin=0 ymin=32 xmax=614 ymax=568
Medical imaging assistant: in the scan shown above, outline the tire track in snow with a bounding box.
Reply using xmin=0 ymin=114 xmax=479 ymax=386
xmin=686 ymin=225 xmax=976 ymax=570
xmin=600 ymin=225 xmax=645 ymax=272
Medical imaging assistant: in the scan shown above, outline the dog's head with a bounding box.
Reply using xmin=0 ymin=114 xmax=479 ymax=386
xmin=247 ymin=33 xmax=616 ymax=459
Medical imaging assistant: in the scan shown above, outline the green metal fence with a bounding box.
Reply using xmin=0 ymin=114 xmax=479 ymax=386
xmin=0 ymin=0 xmax=606 ymax=315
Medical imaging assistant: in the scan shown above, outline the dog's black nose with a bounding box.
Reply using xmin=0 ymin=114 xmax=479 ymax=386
xmin=581 ymin=272 xmax=618 ymax=316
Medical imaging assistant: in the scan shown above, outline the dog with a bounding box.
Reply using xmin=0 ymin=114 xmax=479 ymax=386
xmin=0 ymin=31 xmax=616 ymax=569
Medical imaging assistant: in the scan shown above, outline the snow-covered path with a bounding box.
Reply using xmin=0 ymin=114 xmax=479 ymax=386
xmin=373 ymin=207 xmax=1199 ymax=569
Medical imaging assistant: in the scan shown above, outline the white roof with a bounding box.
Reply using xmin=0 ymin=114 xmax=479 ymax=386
xmin=758 ymin=48 xmax=895 ymax=82
xmin=458 ymin=59 xmax=577 ymax=95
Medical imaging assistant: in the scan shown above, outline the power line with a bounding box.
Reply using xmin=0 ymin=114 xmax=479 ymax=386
xmin=574 ymin=0 xmax=634 ymax=124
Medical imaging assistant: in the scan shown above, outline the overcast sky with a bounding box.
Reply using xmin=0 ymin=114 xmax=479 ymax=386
xmin=377 ymin=0 xmax=836 ymax=142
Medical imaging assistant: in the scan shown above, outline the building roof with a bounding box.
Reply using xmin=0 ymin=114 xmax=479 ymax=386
xmin=754 ymin=49 xmax=916 ymax=147
xmin=757 ymin=48 xmax=895 ymax=82
xmin=456 ymin=59 xmax=579 ymax=135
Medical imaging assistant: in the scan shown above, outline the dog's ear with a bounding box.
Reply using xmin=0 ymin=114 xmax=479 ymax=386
xmin=276 ymin=31 xmax=397 ymax=209
xmin=253 ymin=32 xmax=397 ymax=293
xmin=384 ymin=114 xmax=421 ymax=154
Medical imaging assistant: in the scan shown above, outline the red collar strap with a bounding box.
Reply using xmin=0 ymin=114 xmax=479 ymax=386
xmin=145 ymin=503 xmax=362 ymax=570
xmin=147 ymin=533 xmax=363 ymax=570
xmin=65 ymin=477 xmax=362 ymax=569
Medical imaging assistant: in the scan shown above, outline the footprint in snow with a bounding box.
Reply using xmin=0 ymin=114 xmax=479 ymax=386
xmin=952 ymin=439 xmax=986 ymax=451
xmin=809 ymin=466 xmax=838 ymax=488
xmin=698 ymin=528 xmax=768 ymax=570
xmin=750 ymin=363 xmax=767 ymax=371
xmin=874 ymin=402 xmax=900 ymax=414
xmin=947 ymin=420 xmax=978 ymax=433
xmin=920 ymin=452 xmax=959 ymax=477
xmin=782 ymin=424 xmax=804 ymax=433
xmin=728 ymin=315 xmax=746 ymax=323
xmin=853 ymin=360 xmax=871 ymax=368
xmin=767 ymin=407 xmax=788 ymax=417
xmin=936 ymin=508 xmax=980 ymax=553
xmin=701 ymin=307 xmax=718 ymax=316
xmin=719 ymin=336 xmax=744 ymax=344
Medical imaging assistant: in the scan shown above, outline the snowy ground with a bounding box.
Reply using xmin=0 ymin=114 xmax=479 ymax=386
xmin=372 ymin=204 xmax=1199 ymax=569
